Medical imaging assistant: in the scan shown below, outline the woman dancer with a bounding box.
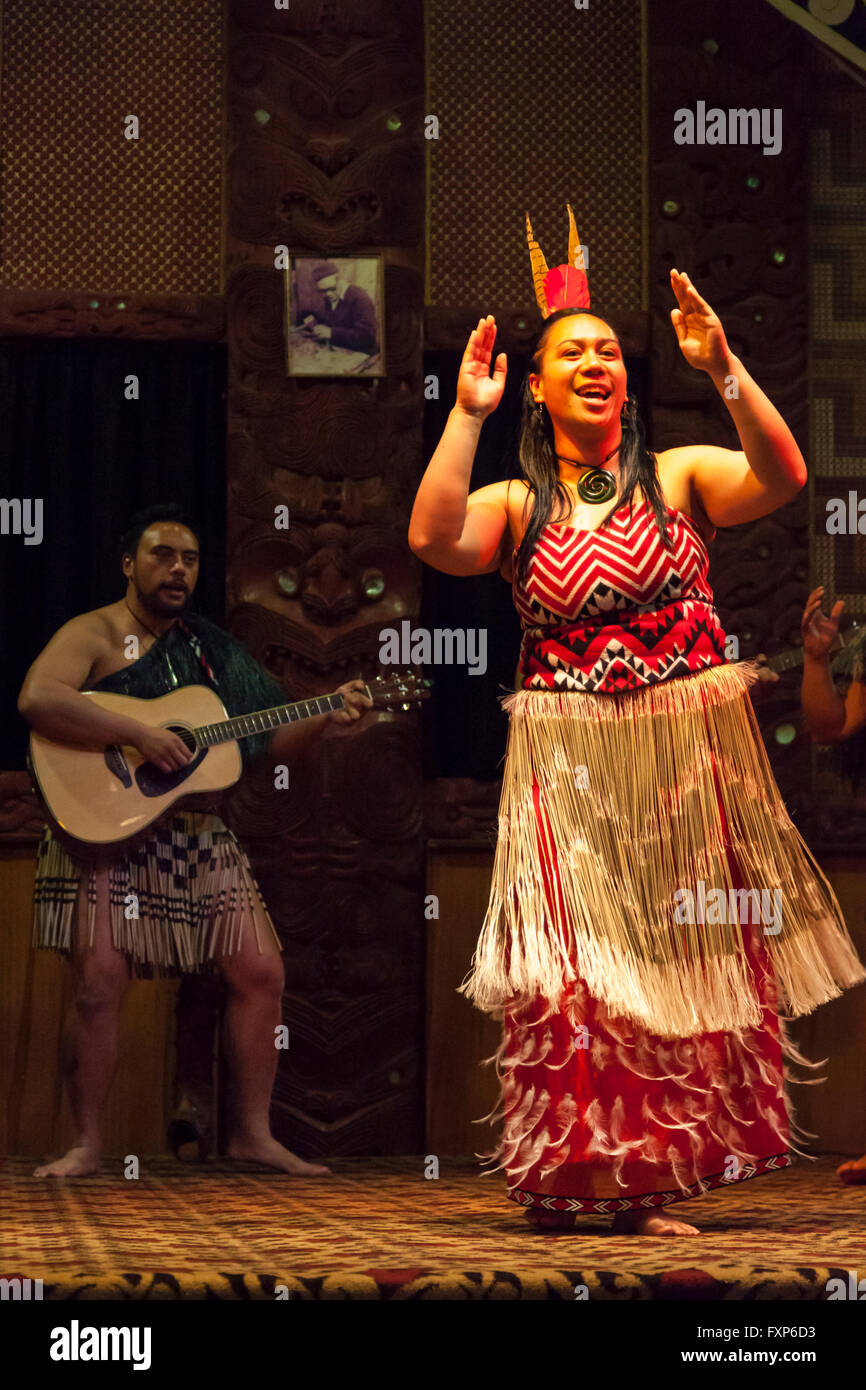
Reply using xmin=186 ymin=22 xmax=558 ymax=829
xmin=409 ymin=209 xmax=865 ymax=1235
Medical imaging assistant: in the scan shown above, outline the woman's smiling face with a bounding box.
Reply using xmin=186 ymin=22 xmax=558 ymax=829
xmin=529 ymin=314 xmax=628 ymax=429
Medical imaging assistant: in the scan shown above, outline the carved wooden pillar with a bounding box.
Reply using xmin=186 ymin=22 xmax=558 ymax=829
xmin=223 ymin=0 xmax=426 ymax=1155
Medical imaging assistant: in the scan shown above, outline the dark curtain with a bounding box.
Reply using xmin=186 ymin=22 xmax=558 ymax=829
xmin=0 ymin=337 xmax=227 ymax=770
xmin=420 ymin=345 xmax=649 ymax=781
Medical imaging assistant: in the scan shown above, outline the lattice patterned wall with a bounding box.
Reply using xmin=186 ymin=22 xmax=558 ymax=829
xmin=0 ymin=0 xmax=224 ymax=293
xmin=807 ymin=43 xmax=866 ymax=834
xmin=425 ymin=0 xmax=645 ymax=312
xmin=809 ymin=46 xmax=866 ymax=622
xmin=648 ymin=0 xmax=812 ymax=818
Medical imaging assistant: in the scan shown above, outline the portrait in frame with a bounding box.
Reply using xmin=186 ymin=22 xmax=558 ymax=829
xmin=284 ymin=254 xmax=385 ymax=378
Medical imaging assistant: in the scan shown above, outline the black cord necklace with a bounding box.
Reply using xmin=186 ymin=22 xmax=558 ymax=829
xmin=125 ymin=599 xmax=165 ymax=643
xmin=555 ymin=444 xmax=620 ymax=503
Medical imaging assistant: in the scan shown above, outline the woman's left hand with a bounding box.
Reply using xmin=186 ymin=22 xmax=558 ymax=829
xmin=669 ymin=269 xmax=731 ymax=375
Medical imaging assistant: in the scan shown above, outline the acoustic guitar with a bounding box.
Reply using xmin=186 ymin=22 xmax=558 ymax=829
xmin=29 ymin=671 xmax=429 ymax=850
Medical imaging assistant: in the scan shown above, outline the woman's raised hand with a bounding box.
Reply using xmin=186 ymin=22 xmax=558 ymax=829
xmin=801 ymin=586 xmax=845 ymax=661
xmin=455 ymin=315 xmax=507 ymax=419
xmin=669 ymin=269 xmax=731 ymax=375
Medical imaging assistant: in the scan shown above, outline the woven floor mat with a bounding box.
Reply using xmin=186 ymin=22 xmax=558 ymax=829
xmin=2 ymin=1154 xmax=863 ymax=1299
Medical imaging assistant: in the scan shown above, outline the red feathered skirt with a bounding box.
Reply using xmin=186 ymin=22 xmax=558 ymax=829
xmin=486 ymin=775 xmax=824 ymax=1215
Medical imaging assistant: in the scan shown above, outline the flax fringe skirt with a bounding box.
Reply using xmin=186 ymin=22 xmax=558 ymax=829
xmin=33 ymin=811 xmax=280 ymax=979
xmin=460 ymin=661 xmax=866 ymax=1212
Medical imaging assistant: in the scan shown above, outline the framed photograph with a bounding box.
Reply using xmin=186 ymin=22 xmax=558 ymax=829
xmin=284 ymin=254 xmax=385 ymax=378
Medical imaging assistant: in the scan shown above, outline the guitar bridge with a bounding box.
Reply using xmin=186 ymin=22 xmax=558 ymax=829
xmin=104 ymin=745 xmax=133 ymax=788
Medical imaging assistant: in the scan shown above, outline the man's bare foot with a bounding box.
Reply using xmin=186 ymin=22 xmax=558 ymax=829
xmin=225 ymin=1134 xmax=330 ymax=1176
xmin=837 ymin=1154 xmax=866 ymax=1185
xmin=33 ymin=1145 xmax=102 ymax=1178
xmin=612 ymin=1209 xmax=700 ymax=1236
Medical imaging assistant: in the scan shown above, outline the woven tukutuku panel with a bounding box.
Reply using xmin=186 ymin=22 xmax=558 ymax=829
xmin=425 ymin=0 xmax=644 ymax=312
xmin=0 ymin=0 xmax=223 ymax=293
xmin=809 ymin=46 xmax=866 ymax=620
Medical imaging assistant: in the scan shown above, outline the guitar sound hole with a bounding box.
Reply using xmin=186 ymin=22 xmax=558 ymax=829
xmin=134 ymin=725 xmax=208 ymax=798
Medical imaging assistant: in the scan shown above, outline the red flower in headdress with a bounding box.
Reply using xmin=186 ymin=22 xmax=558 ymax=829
xmin=526 ymin=204 xmax=590 ymax=318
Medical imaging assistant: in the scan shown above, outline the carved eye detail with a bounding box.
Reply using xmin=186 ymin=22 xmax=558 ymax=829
xmin=275 ymin=568 xmax=299 ymax=597
xmin=361 ymin=568 xmax=386 ymax=601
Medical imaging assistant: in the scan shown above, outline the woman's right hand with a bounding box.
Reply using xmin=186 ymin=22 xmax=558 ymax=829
xmin=801 ymin=586 xmax=844 ymax=661
xmin=455 ymin=315 xmax=507 ymax=419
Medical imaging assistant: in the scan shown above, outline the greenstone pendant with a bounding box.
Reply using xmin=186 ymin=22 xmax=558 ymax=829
xmin=575 ymin=468 xmax=617 ymax=503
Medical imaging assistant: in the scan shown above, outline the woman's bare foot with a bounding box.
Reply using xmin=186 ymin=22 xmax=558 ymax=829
xmin=837 ymin=1154 xmax=866 ymax=1185
xmin=225 ymin=1134 xmax=330 ymax=1176
xmin=612 ymin=1209 xmax=700 ymax=1236
xmin=526 ymin=1207 xmax=576 ymax=1231
xmin=33 ymin=1145 xmax=101 ymax=1178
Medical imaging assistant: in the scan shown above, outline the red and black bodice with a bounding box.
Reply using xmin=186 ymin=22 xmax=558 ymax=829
xmin=513 ymin=497 xmax=728 ymax=693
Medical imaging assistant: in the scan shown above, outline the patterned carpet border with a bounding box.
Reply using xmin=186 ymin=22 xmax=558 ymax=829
xmin=2 ymin=1265 xmax=861 ymax=1301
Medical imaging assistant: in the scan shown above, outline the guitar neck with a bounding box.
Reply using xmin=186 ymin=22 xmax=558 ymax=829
xmin=193 ymin=691 xmax=348 ymax=748
xmin=767 ymin=647 xmax=806 ymax=675
xmin=766 ymin=628 xmax=858 ymax=675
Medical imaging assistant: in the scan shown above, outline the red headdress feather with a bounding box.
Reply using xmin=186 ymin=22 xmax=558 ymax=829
xmin=525 ymin=203 xmax=589 ymax=318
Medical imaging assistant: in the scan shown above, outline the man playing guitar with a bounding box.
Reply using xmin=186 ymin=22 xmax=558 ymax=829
xmin=18 ymin=502 xmax=372 ymax=1178
xmin=801 ymin=583 xmax=866 ymax=1187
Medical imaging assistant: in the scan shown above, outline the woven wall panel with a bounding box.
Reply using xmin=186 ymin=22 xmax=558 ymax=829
xmin=648 ymin=0 xmax=813 ymax=817
xmin=809 ymin=48 xmax=866 ymax=622
xmin=0 ymin=0 xmax=223 ymax=293
xmin=426 ymin=0 xmax=644 ymax=312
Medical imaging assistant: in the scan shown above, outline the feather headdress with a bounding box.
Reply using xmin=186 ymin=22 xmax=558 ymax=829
xmin=525 ymin=203 xmax=590 ymax=318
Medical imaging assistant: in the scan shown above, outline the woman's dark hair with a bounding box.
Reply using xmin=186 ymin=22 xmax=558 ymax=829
xmin=512 ymin=307 xmax=672 ymax=591
xmin=120 ymin=502 xmax=202 ymax=560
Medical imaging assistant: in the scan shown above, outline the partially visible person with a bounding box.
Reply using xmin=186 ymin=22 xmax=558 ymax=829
xmin=800 ymin=583 xmax=866 ymax=1186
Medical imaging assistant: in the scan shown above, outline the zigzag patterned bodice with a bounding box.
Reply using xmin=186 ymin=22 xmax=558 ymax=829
xmin=513 ymin=497 xmax=728 ymax=692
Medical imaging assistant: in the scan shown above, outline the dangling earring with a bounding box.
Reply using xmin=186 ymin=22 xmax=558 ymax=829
xmin=535 ymin=400 xmax=544 ymax=417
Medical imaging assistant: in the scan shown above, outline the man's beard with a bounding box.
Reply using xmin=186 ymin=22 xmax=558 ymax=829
xmin=135 ymin=580 xmax=190 ymax=619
